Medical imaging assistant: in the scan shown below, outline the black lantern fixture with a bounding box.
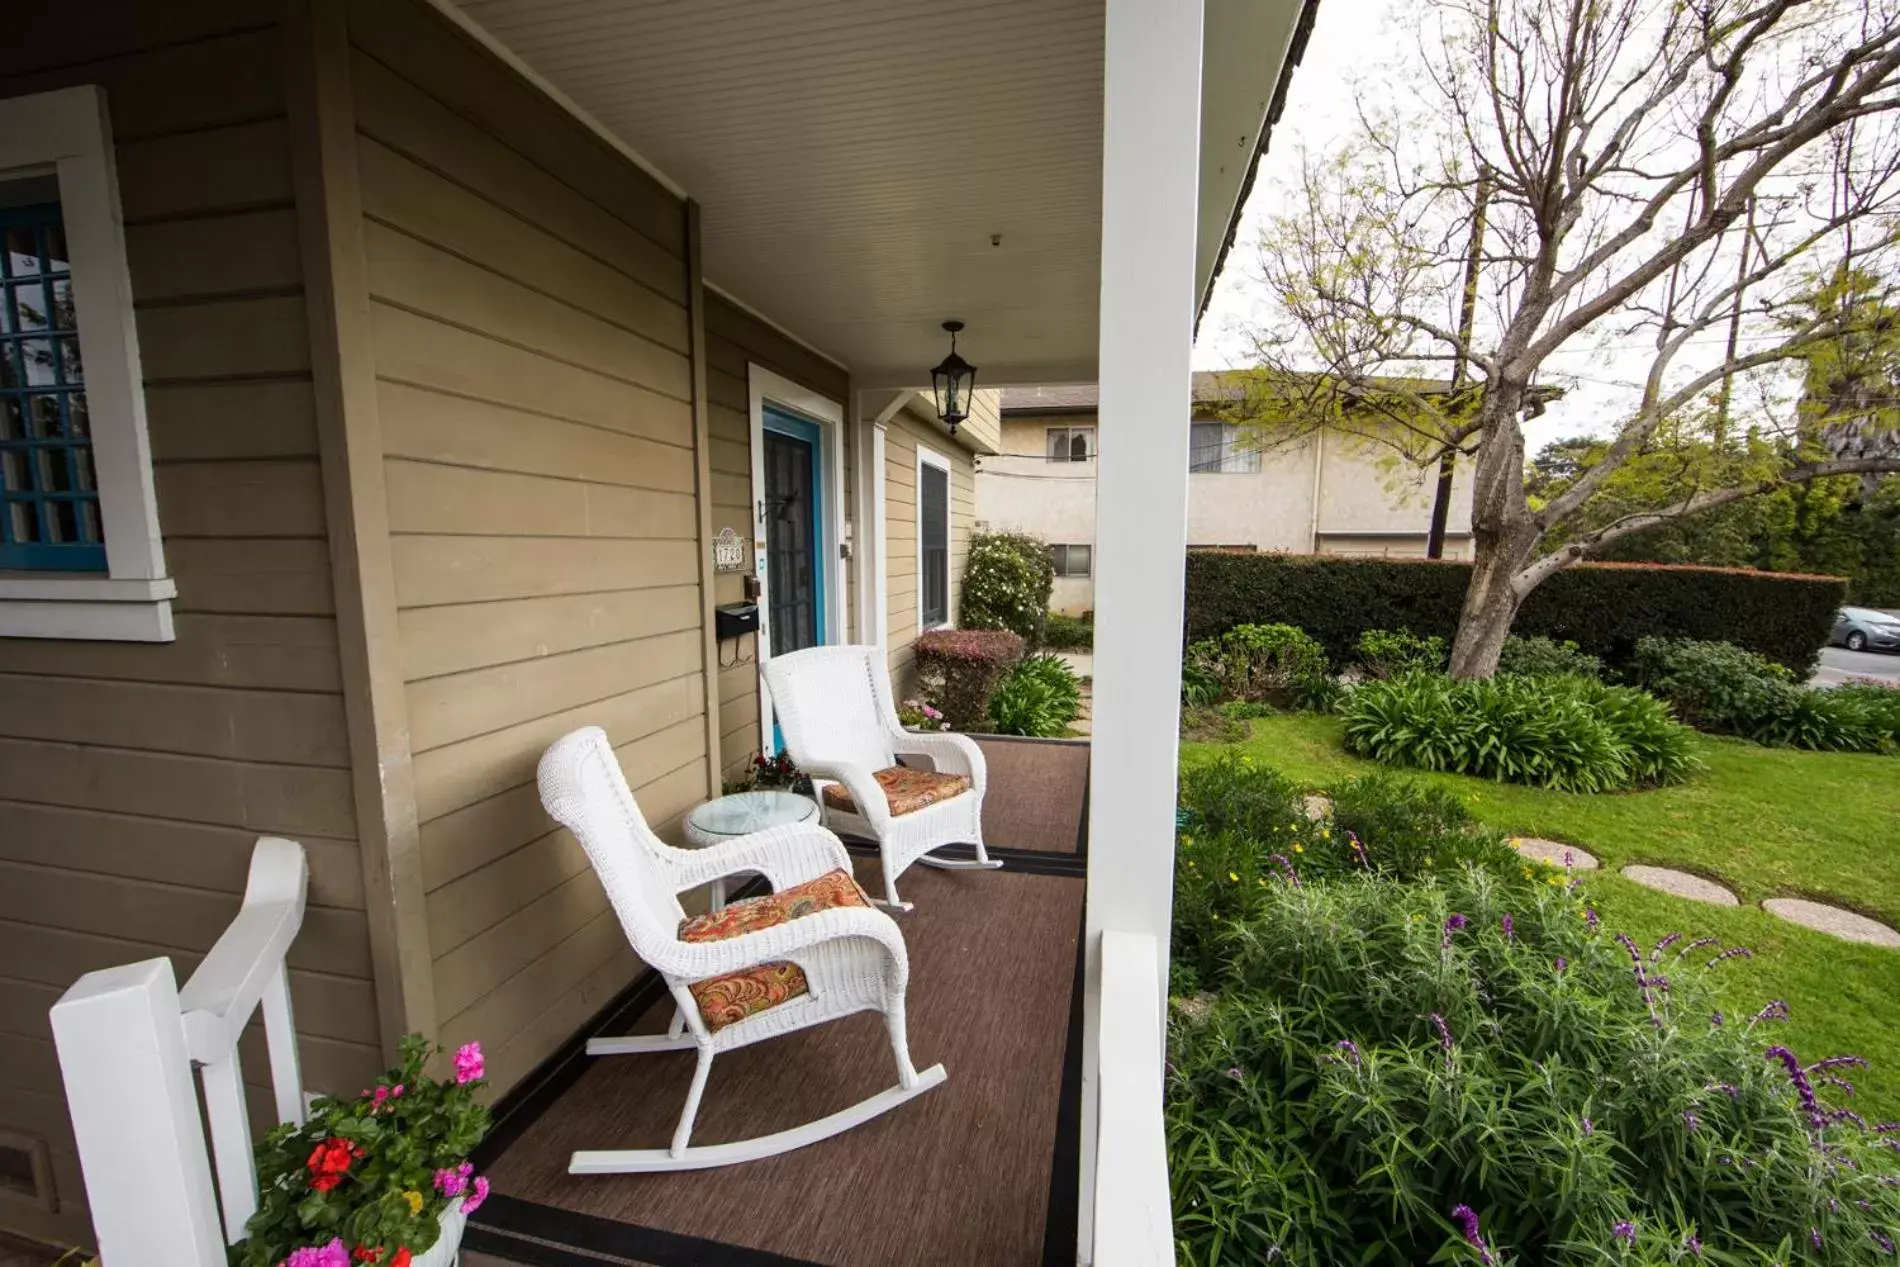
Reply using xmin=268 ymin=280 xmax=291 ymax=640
xmin=930 ymin=320 xmax=977 ymax=435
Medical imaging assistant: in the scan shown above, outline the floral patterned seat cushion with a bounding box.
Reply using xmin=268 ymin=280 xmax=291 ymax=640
xmin=820 ymin=765 xmax=973 ymax=818
xmin=677 ymin=868 xmax=871 ymax=1031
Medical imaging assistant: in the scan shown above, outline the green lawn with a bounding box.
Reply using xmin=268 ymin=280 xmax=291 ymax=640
xmin=1186 ymin=714 xmax=1900 ymax=1119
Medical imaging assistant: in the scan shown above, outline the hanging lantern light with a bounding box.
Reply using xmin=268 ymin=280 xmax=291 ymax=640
xmin=930 ymin=320 xmax=977 ymax=435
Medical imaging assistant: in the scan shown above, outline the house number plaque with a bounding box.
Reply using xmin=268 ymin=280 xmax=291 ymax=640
xmin=712 ymin=526 xmax=746 ymax=573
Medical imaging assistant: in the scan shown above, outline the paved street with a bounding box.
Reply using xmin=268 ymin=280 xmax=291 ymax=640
xmin=1813 ymin=645 xmax=1900 ymax=687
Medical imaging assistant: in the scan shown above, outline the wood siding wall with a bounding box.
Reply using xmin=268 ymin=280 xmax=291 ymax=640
xmin=703 ymin=295 xmax=852 ymax=781
xmin=338 ymin=0 xmax=707 ymax=1099
xmin=0 ymin=4 xmax=379 ymax=1246
xmin=883 ymin=405 xmax=976 ymax=695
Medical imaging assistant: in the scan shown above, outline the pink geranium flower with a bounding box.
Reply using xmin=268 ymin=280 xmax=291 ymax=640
xmin=283 ymin=1238 xmax=349 ymax=1267
xmin=453 ymin=1042 xmax=485 ymax=1085
xmin=433 ymin=1162 xmax=473 ymax=1198
xmin=461 ymin=1175 xmax=490 ymax=1215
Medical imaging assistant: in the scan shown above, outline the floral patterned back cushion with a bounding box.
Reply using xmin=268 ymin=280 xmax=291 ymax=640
xmin=677 ymin=868 xmax=871 ymax=1030
xmin=821 ymin=765 xmax=972 ymax=818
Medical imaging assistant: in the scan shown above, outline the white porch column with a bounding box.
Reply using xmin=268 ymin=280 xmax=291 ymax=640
xmin=1081 ymin=0 xmax=1204 ymax=1260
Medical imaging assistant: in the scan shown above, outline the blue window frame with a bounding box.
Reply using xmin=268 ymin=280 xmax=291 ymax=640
xmin=1 ymin=201 xmax=103 ymax=572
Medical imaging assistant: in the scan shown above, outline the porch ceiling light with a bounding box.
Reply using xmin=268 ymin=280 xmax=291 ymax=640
xmin=930 ymin=320 xmax=977 ymax=436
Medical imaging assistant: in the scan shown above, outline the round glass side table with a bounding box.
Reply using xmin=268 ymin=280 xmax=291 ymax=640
xmin=683 ymin=789 xmax=820 ymax=910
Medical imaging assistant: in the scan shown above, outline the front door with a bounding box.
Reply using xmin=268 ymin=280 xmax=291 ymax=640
xmin=762 ymin=407 xmax=825 ymax=656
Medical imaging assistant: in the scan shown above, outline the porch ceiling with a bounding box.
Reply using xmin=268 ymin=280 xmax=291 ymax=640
xmin=441 ymin=0 xmax=1308 ymax=384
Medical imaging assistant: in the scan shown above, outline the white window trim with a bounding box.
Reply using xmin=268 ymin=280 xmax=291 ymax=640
xmin=915 ymin=442 xmax=953 ymax=632
xmin=747 ymin=364 xmax=844 ymax=754
xmin=0 ymin=86 xmax=171 ymax=641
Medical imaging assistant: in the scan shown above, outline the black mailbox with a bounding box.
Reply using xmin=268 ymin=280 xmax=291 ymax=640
xmin=715 ymin=602 xmax=759 ymax=641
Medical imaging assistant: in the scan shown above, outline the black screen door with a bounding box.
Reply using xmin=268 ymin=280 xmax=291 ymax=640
xmin=764 ymin=427 xmax=820 ymax=655
xmin=920 ymin=460 xmax=949 ymax=626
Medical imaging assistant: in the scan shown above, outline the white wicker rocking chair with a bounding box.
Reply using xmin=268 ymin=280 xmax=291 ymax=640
xmin=762 ymin=644 xmax=1001 ymax=911
xmin=536 ymin=726 xmax=945 ymax=1173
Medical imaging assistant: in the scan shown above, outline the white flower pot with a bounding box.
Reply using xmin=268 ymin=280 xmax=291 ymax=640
xmin=411 ymin=1199 xmax=468 ymax=1267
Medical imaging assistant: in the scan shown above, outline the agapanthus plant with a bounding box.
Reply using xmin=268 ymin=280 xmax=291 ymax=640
xmin=234 ymin=1035 xmax=492 ymax=1267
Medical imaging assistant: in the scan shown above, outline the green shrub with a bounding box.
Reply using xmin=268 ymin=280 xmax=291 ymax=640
xmin=1173 ymin=758 xmax=1519 ymax=986
xmin=1633 ymin=637 xmax=1894 ymax=753
xmin=1043 ymin=611 xmax=1094 ymax=651
xmin=1168 ymin=868 xmax=1900 ymax=1265
xmin=1835 ymin=680 xmax=1900 ymax=746
xmin=959 ymin=532 xmax=1054 ymax=645
xmin=1184 ymin=623 xmax=1336 ymax=711
xmin=1497 ymin=633 xmax=1603 ymax=678
xmin=986 ymin=653 xmax=1083 ymax=737
xmin=1184 ymin=551 xmax=1846 ymax=676
xmin=913 ymin=628 xmax=1023 ymax=731
xmin=1341 ymin=672 xmax=1698 ymax=791
xmin=1353 ymin=627 xmax=1446 ymax=678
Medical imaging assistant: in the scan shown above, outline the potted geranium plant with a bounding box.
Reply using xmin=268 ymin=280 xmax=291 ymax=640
xmin=234 ymin=1036 xmax=492 ymax=1267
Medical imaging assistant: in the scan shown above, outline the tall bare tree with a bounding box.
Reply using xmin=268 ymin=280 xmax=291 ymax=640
xmin=1229 ymin=0 xmax=1900 ymax=676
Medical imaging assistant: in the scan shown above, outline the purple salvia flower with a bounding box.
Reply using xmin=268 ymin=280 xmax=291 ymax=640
xmin=1651 ymin=932 xmax=1682 ymax=961
xmin=1711 ymin=1010 xmax=1724 ymax=1026
xmin=1554 ymin=956 xmax=1568 ymax=972
xmin=1442 ymin=913 xmax=1468 ymax=949
xmin=1817 ymin=1074 xmax=1858 ymax=1096
xmin=1767 ymin=1046 xmax=1825 ymax=1133
xmin=1581 ymin=1116 xmax=1594 ymax=1136
xmin=1265 ymin=853 xmax=1301 ymax=888
xmin=1585 ymin=907 xmax=1600 ymax=930
xmin=1500 ymin=913 xmax=1514 ymax=942
xmin=1345 ymin=829 xmax=1370 ymax=869
xmin=1807 ymin=1055 xmax=1869 ymax=1073
xmin=1335 ymin=1040 xmax=1362 ymax=1065
xmin=1683 ymin=1110 xmax=1699 ymax=1132
xmin=1686 ymin=1235 xmax=1702 ymax=1258
xmin=1829 ymin=1108 xmax=1869 ymax=1129
xmin=1612 ymin=1220 xmax=1636 ymax=1245
xmin=1225 ymin=1065 xmax=1244 ymax=1081
xmin=1563 ymin=849 xmax=1574 ymax=870
xmin=1872 ymin=1229 xmax=1895 ymax=1254
xmin=1706 ymin=1081 xmax=1740 ymax=1098
xmin=1706 ymin=946 xmax=1754 ymax=969
xmin=1752 ymin=1000 xmax=1790 ymax=1024
xmin=1812 ymin=1228 xmax=1824 ymax=1250
xmin=1680 ymin=936 xmax=1719 ymax=957
xmin=1430 ymin=1012 xmax=1455 ymax=1059
xmin=1874 ymin=1122 xmax=1900 ymax=1134
xmin=1450 ymin=1204 xmax=1494 ymax=1265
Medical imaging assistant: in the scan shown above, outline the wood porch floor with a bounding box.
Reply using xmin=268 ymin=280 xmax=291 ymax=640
xmin=463 ymin=737 xmax=1090 ymax=1267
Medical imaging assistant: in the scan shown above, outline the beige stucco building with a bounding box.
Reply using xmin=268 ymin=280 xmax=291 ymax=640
xmin=983 ymin=378 xmax=1476 ymax=613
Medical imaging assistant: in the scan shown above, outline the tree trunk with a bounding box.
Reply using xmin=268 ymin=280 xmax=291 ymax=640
xmin=1449 ymin=385 xmax=1539 ymax=678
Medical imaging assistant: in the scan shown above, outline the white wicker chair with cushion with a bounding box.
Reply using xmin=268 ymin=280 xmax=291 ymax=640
xmin=536 ymin=726 xmax=945 ymax=1173
xmin=761 ymin=644 xmax=1001 ymax=910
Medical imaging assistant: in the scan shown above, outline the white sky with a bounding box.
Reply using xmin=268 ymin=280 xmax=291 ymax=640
xmin=1190 ymin=0 xmax=1828 ymax=456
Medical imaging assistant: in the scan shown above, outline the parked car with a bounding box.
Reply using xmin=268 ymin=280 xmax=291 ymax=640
xmin=1831 ymin=606 xmax=1900 ymax=653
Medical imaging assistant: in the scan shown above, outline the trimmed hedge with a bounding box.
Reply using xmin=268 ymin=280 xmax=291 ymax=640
xmin=913 ymin=628 xmax=1024 ymax=731
xmin=1184 ymin=551 xmax=1846 ymax=675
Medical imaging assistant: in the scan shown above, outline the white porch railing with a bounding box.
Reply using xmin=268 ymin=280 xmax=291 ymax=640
xmin=1090 ymin=929 xmax=1175 ymax=1266
xmin=50 ymin=837 xmax=311 ymax=1266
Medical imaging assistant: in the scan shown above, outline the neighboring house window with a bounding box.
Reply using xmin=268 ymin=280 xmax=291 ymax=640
xmin=918 ymin=445 xmax=951 ymax=628
xmin=1050 ymin=544 xmax=1092 ymax=578
xmin=0 ymin=86 xmax=172 ymax=641
xmin=1045 ymin=426 xmax=1096 ymax=462
xmin=1188 ymin=422 xmax=1261 ymax=473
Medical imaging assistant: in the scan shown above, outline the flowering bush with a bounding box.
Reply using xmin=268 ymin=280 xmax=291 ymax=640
xmin=235 ymin=1036 xmax=491 ymax=1267
xmin=1168 ymin=867 xmax=1900 ymax=1264
xmin=897 ymin=698 xmax=949 ymax=731
xmin=959 ymin=531 xmax=1054 ymax=645
xmin=1184 ymin=623 xmax=1338 ymax=712
xmin=913 ymin=628 xmax=1024 ymax=731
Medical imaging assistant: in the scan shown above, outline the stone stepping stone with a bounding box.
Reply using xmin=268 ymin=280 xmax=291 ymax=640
xmin=1509 ymin=836 xmax=1599 ymax=870
xmin=1761 ymin=898 xmax=1900 ymax=948
xmin=1302 ymin=794 xmax=1331 ymax=821
xmin=1621 ymin=865 xmax=1738 ymax=906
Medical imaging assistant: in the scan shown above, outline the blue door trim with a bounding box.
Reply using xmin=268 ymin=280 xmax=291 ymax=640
xmin=762 ymin=405 xmax=827 ymax=646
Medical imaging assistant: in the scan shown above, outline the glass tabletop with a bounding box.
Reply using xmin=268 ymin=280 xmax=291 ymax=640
xmin=687 ymin=790 xmax=818 ymax=839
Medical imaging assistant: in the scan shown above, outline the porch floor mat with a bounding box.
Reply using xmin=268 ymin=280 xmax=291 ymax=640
xmin=475 ymin=860 xmax=1083 ymax=1267
xmin=972 ymin=736 xmax=1089 ymax=855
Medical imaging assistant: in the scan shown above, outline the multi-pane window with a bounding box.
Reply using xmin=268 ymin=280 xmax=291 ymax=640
xmin=1 ymin=199 xmax=101 ymax=571
xmin=919 ymin=458 xmax=950 ymax=627
xmin=1045 ymin=426 xmax=1095 ymax=462
xmin=1188 ymin=422 xmax=1260 ymax=473
xmin=1050 ymin=543 xmax=1092 ymax=578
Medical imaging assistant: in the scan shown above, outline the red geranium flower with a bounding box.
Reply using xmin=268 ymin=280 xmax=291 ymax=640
xmin=391 ymin=1251 xmax=412 ymax=1267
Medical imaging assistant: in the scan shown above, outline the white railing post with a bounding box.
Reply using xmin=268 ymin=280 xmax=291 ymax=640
xmin=1083 ymin=0 xmax=1204 ymax=1259
xmin=51 ymin=959 xmax=225 ymax=1267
